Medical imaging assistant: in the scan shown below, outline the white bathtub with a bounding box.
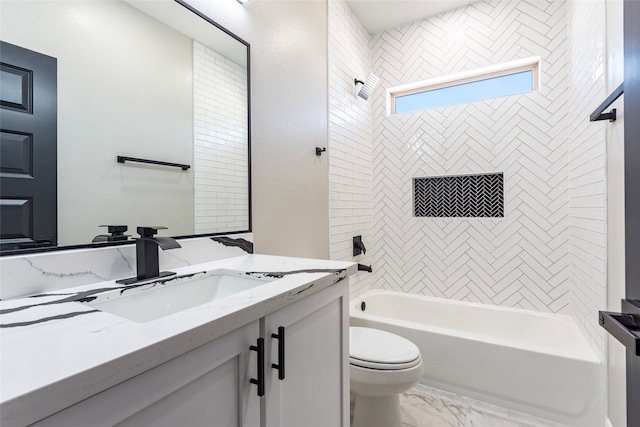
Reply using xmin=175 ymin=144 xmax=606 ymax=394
xmin=350 ymin=290 xmax=602 ymax=427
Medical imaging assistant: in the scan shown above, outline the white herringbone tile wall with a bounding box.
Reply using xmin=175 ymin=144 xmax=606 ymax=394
xmin=193 ymin=41 xmax=249 ymax=233
xmin=328 ymin=0 xmax=374 ymax=297
xmin=370 ymin=0 xmax=570 ymax=313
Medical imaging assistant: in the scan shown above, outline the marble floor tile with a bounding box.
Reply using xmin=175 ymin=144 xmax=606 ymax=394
xmin=398 ymin=384 xmax=569 ymax=427
xmin=400 ymin=388 xmax=467 ymax=427
xmin=351 ymin=384 xmax=568 ymax=427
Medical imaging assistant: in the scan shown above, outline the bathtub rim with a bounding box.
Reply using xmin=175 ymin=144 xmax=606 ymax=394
xmin=350 ymin=289 xmax=600 ymax=364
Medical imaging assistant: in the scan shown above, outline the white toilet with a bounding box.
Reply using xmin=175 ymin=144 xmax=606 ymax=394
xmin=349 ymin=326 xmax=424 ymax=427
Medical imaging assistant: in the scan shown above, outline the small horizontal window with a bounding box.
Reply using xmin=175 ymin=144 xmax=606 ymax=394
xmin=387 ymin=57 xmax=540 ymax=115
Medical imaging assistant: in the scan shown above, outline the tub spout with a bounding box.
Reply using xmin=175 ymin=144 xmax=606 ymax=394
xmin=358 ymin=263 xmax=373 ymax=273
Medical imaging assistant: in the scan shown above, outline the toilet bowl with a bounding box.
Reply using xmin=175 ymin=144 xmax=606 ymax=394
xmin=349 ymin=326 xmax=424 ymax=427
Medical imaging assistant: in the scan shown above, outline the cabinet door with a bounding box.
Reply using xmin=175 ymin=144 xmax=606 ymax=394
xmin=263 ymin=283 xmax=349 ymax=427
xmin=34 ymin=321 xmax=261 ymax=427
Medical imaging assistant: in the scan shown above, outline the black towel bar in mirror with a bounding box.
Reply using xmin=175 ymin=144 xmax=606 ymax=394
xmin=117 ymin=156 xmax=190 ymax=170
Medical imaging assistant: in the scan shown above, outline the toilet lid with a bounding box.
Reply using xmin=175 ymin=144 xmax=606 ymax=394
xmin=349 ymin=327 xmax=421 ymax=370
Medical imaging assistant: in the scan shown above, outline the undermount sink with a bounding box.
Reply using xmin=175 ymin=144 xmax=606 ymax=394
xmin=82 ymin=269 xmax=275 ymax=323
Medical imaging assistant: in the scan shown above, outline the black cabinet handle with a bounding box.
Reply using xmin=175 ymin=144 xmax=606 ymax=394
xmin=271 ymin=326 xmax=286 ymax=380
xmin=250 ymin=338 xmax=265 ymax=396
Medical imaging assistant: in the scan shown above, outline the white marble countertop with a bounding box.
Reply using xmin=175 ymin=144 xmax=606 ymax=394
xmin=0 ymin=254 xmax=356 ymax=427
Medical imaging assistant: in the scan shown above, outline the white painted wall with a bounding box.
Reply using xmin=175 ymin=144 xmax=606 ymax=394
xmin=604 ymin=0 xmax=626 ymax=424
xmin=1 ymin=1 xmax=194 ymax=244
xmin=184 ymin=0 xmax=330 ymax=259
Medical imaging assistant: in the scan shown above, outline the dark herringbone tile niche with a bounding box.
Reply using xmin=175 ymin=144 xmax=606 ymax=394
xmin=413 ymin=173 xmax=504 ymax=218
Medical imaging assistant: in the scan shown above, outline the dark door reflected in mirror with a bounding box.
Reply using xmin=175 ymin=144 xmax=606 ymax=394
xmin=0 ymin=0 xmax=250 ymax=254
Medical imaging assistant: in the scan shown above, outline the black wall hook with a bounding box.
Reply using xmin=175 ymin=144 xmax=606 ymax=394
xmin=316 ymin=147 xmax=326 ymax=156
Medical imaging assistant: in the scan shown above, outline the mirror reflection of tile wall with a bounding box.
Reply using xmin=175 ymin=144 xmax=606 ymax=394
xmin=193 ymin=41 xmax=249 ymax=234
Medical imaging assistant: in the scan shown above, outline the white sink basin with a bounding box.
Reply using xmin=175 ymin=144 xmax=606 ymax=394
xmin=83 ymin=269 xmax=274 ymax=322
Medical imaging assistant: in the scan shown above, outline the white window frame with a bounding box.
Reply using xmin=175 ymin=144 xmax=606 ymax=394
xmin=386 ymin=56 xmax=541 ymax=116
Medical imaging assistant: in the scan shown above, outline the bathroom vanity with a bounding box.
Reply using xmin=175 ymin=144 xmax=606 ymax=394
xmin=0 ymin=255 xmax=356 ymax=426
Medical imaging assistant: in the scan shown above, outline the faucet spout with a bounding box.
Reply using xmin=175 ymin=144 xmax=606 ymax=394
xmin=153 ymin=236 xmax=181 ymax=250
xmin=357 ymin=263 xmax=373 ymax=273
xmin=116 ymin=226 xmax=181 ymax=285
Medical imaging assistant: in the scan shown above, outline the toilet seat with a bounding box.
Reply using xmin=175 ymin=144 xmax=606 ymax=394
xmin=350 ymin=355 xmax=422 ymax=370
xmin=349 ymin=327 xmax=421 ymax=370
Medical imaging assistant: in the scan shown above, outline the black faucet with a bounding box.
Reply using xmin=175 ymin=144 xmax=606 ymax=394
xmin=358 ymin=263 xmax=373 ymax=273
xmin=92 ymin=225 xmax=130 ymax=243
xmin=116 ymin=226 xmax=181 ymax=285
xmin=353 ymin=235 xmax=367 ymax=256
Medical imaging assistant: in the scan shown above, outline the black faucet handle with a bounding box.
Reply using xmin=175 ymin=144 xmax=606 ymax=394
xmin=99 ymin=225 xmax=128 ymax=235
xmin=137 ymin=226 xmax=168 ymax=238
xmin=353 ymin=235 xmax=367 ymax=256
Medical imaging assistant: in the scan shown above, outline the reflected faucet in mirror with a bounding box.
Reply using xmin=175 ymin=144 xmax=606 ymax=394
xmin=92 ymin=225 xmax=131 ymax=243
xmin=116 ymin=226 xmax=181 ymax=285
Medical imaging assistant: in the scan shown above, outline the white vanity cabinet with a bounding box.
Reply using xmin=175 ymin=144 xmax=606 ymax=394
xmin=33 ymin=320 xmax=262 ymax=427
xmin=32 ymin=280 xmax=349 ymax=427
xmin=263 ymin=283 xmax=349 ymax=427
